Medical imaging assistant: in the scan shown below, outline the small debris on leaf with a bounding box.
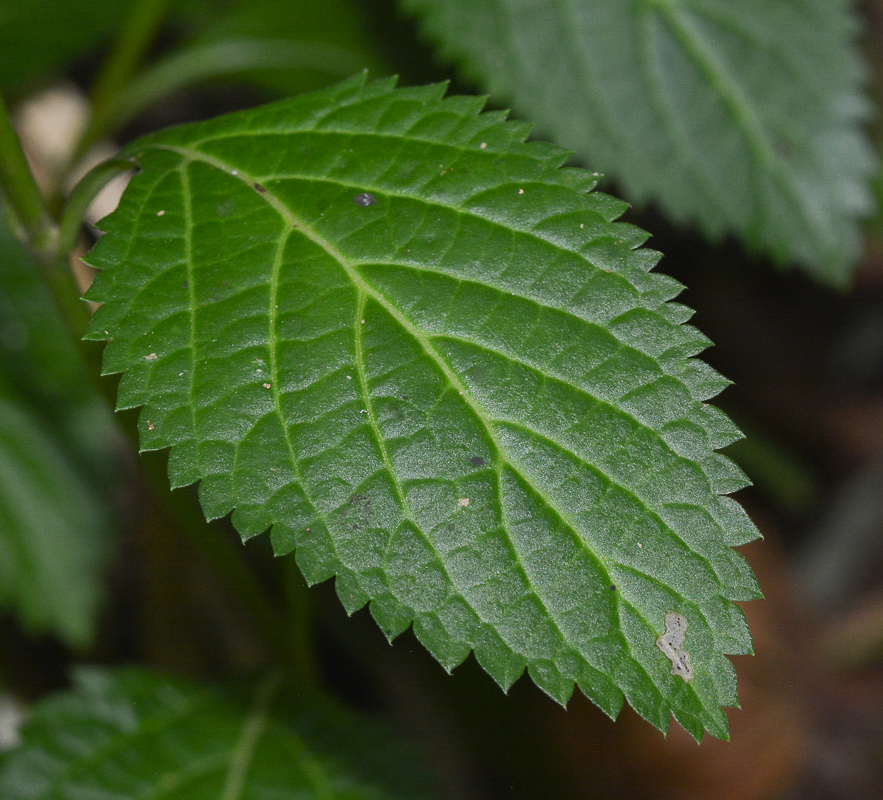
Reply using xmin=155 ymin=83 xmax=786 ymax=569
xmin=656 ymin=612 xmax=693 ymax=682
xmin=354 ymin=192 xmax=377 ymax=207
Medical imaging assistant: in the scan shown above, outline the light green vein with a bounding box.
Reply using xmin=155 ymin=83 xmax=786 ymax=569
xmin=646 ymin=0 xmax=815 ymax=233
xmin=222 ymin=673 xmax=281 ymax=800
xmin=146 ymin=143 xmax=622 ymax=683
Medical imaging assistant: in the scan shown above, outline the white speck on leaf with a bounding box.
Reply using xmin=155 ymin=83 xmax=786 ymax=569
xmin=263 ymin=383 xmax=271 ymax=389
xmin=145 ymin=353 xmax=158 ymax=360
xmin=147 ymin=421 xmax=154 ymax=431
xmin=518 ymin=188 xmax=524 ymax=194
xmin=656 ymin=612 xmax=693 ymax=682
xmin=458 ymin=498 xmax=470 ymax=507
xmin=480 ymin=142 xmax=487 ymax=149
xmin=156 ymin=210 xmax=165 ymax=216
xmin=354 ymin=192 xmax=376 ymax=207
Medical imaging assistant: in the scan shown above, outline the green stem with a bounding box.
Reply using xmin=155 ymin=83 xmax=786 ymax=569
xmin=89 ymin=0 xmax=174 ymax=122
xmin=57 ymin=158 xmax=138 ymax=259
xmin=85 ymin=39 xmax=363 ymax=149
xmin=0 ymin=93 xmax=57 ymax=258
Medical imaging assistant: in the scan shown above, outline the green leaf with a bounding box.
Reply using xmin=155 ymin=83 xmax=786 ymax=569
xmin=84 ymin=73 xmax=760 ymax=740
xmin=0 ymin=215 xmax=119 ymax=478
xmin=0 ymin=667 xmax=437 ymax=798
xmin=0 ymin=391 xmax=111 ymax=647
xmin=402 ymin=0 xmax=875 ymax=285
xmin=0 ymin=217 xmax=114 ymax=648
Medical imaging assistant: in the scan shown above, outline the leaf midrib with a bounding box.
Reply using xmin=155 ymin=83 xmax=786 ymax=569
xmin=146 ymin=142 xmax=628 ymax=671
xmin=644 ymin=0 xmax=819 ymax=239
xmin=138 ymin=142 xmax=734 ymax=713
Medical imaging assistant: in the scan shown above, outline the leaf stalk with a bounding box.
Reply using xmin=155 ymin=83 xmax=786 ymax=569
xmin=0 ymin=92 xmax=57 ymax=259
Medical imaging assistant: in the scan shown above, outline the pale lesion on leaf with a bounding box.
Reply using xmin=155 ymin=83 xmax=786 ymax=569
xmin=656 ymin=611 xmax=693 ymax=682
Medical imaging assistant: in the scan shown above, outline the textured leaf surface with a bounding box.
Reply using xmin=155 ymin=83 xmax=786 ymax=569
xmin=0 ymin=667 xmax=436 ymax=798
xmin=84 ymin=74 xmax=760 ymax=739
xmin=403 ymin=0 xmax=875 ymax=285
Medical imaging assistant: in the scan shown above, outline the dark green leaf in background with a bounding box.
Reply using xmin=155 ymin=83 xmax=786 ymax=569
xmin=0 ymin=667 xmax=436 ymax=798
xmin=84 ymin=74 xmax=760 ymax=739
xmin=183 ymin=0 xmax=384 ymax=96
xmin=0 ymin=0 xmax=133 ymax=96
xmin=0 ymin=392 xmax=110 ymax=648
xmin=403 ymin=0 xmax=876 ymax=285
xmin=0 ymin=218 xmax=115 ymax=648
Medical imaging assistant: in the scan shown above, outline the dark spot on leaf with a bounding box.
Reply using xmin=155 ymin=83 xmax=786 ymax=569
xmin=470 ymin=456 xmax=486 ymax=467
xmin=610 ymin=585 xmax=616 ymax=591
xmin=349 ymin=494 xmax=370 ymax=512
xmin=354 ymin=192 xmax=376 ymax=207
xmin=402 ymin=395 xmax=409 ymax=400
xmin=254 ymin=183 xmax=266 ymax=193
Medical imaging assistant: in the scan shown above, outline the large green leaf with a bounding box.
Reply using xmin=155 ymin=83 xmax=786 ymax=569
xmin=403 ymin=0 xmax=875 ymax=285
xmin=84 ymin=73 xmax=760 ymax=740
xmin=0 ymin=667 xmax=436 ymax=798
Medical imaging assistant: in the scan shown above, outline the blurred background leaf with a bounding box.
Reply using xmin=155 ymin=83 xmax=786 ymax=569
xmin=0 ymin=213 xmax=118 ymax=648
xmin=403 ymin=0 xmax=876 ymax=285
xmin=0 ymin=666 xmax=439 ymax=798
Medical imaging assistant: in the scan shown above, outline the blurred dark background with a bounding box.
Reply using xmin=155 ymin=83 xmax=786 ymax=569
xmin=4 ymin=1 xmax=883 ymax=798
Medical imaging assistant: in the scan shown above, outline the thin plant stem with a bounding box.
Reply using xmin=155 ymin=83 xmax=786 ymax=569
xmin=86 ymin=39 xmax=363 ymax=149
xmin=89 ymin=0 xmax=174 ymax=122
xmin=57 ymin=158 xmax=138 ymax=259
xmin=0 ymin=93 xmax=57 ymax=258
xmin=71 ymin=0 xmax=174 ymax=169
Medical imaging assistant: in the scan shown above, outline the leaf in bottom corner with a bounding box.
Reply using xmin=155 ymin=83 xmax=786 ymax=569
xmin=0 ymin=667 xmax=437 ymax=798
